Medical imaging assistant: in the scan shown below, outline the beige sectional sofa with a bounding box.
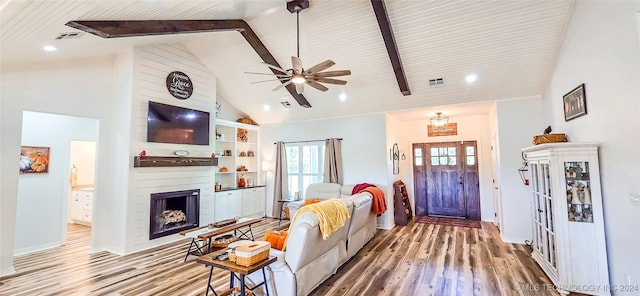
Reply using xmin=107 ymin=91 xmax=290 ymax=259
xmin=251 ymin=183 xmax=378 ymax=296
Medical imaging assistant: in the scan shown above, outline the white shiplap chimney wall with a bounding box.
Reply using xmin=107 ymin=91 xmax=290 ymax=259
xmin=124 ymin=44 xmax=216 ymax=253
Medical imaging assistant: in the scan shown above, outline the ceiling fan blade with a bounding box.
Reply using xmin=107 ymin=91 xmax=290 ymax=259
xmin=244 ymin=72 xmax=290 ymax=77
xmin=310 ymin=70 xmax=352 ymax=78
xmin=251 ymin=78 xmax=289 ymax=84
xmin=272 ymin=80 xmax=293 ymax=91
xmin=261 ymin=62 xmax=290 ymax=74
xmin=304 ymin=60 xmax=335 ymax=75
xmin=292 ymin=56 xmax=303 ymax=75
xmin=306 ymin=80 xmax=329 ymax=92
xmin=295 ymin=83 xmax=304 ymax=94
xmin=314 ymin=77 xmax=348 ymax=85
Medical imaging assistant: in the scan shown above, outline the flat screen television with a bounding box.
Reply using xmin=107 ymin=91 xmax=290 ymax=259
xmin=147 ymin=101 xmax=210 ymax=145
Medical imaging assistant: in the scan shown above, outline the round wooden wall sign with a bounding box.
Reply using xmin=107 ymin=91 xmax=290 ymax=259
xmin=166 ymin=71 xmax=193 ymax=100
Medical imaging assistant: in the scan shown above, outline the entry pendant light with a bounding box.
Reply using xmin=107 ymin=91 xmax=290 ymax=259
xmin=430 ymin=112 xmax=449 ymax=127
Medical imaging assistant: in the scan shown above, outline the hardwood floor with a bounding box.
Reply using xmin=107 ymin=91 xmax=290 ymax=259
xmin=0 ymin=219 xmax=557 ymax=296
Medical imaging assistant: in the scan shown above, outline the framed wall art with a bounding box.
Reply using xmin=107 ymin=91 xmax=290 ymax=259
xmin=563 ymin=83 xmax=587 ymax=121
xmin=19 ymin=146 xmax=50 ymax=174
xmin=392 ymin=143 xmax=400 ymax=175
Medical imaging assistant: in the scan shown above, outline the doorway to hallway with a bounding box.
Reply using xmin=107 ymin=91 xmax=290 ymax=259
xmin=412 ymin=141 xmax=480 ymax=220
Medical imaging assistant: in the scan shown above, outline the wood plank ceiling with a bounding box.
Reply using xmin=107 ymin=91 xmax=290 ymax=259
xmin=0 ymin=0 xmax=573 ymax=124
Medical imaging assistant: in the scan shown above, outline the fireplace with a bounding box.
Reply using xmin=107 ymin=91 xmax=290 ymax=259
xmin=149 ymin=189 xmax=200 ymax=240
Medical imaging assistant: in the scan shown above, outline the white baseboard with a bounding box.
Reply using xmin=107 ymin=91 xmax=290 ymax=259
xmin=13 ymin=242 xmax=62 ymax=256
xmin=0 ymin=266 xmax=15 ymax=277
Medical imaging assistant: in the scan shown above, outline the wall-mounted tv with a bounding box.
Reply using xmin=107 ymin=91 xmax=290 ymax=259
xmin=147 ymin=101 xmax=210 ymax=145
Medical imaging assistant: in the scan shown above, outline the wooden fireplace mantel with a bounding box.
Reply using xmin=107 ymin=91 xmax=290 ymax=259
xmin=133 ymin=156 xmax=218 ymax=168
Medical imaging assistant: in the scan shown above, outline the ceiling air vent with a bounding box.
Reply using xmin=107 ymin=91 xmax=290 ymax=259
xmin=280 ymin=100 xmax=292 ymax=109
xmin=429 ymin=78 xmax=444 ymax=88
xmin=55 ymin=32 xmax=84 ymax=40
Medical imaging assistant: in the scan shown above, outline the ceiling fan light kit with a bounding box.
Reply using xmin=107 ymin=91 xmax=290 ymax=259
xmin=248 ymin=0 xmax=352 ymax=98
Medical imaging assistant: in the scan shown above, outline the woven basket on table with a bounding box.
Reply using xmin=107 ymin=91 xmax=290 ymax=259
xmin=210 ymin=234 xmax=237 ymax=249
xmin=229 ymin=249 xmax=269 ymax=267
xmin=229 ymin=241 xmax=270 ymax=267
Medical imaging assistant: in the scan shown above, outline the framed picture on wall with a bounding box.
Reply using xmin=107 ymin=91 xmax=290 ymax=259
xmin=19 ymin=146 xmax=50 ymax=174
xmin=563 ymin=83 xmax=587 ymax=121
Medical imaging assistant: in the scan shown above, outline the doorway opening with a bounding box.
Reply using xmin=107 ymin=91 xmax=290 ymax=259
xmin=68 ymin=140 xmax=97 ymax=230
xmin=412 ymin=141 xmax=480 ymax=220
xmin=15 ymin=111 xmax=98 ymax=256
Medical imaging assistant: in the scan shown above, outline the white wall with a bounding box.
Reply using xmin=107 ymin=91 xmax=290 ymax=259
xmin=124 ymin=44 xmax=216 ymax=253
xmin=383 ymin=113 xmax=405 ymax=229
xmin=15 ymin=112 xmax=98 ymax=255
xmin=396 ymin=113 xmax=495 ymax=222
xmin=543 ymin=1 xmax=640 ymax=287
xmin=70 ymin=141 xmax=97 ymax=187
xmin=494 ymin=97 xmax=544 ymax=244
xmin=260 ymin=113 xmax=390 ymax=227
xmin=1 ymin=57 xmax=117 ymax=275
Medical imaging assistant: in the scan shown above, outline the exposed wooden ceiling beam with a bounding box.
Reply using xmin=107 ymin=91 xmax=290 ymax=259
xmin=370 ymin=0 xmax=411 ymax=96
xmin=65 ymin=20 xmax=312 ymax=108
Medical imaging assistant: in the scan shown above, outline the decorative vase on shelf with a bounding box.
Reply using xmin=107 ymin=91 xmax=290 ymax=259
xmin=238 ymin=174 xmax=246 ymax=188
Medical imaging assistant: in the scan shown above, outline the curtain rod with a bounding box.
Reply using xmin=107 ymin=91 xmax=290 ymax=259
xmin=274 ymin=138 xmax=343 ymax=145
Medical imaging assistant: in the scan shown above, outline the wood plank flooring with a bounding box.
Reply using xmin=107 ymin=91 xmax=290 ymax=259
xmin=0 ymin=219 xmax=558 ymax=296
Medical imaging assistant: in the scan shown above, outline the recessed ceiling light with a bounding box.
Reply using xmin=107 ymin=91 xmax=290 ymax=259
xmin=465 ymin=73 xmax=477 ymax=84
xmin=339 ymin=93 xmax=347 ymax=101
xmin=263 ymin=104 xmax=271 ymax=111
xmin=43 ymin=45 xmax=57 ymax=52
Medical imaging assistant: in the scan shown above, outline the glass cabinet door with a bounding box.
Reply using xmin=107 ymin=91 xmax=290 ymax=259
xmin=564 ymin=161 xmax=593 ymax=223
xmin=530 ymin=163 xmax=543 ymax=254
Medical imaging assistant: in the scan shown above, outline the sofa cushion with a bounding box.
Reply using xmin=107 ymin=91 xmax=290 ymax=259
xmin=304 ymin=183 xmax=342 ymax=200
xmin=340 ymin=185 xmax=355 ymax=198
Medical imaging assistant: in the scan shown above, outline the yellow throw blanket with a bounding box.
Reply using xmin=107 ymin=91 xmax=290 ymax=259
xmin=284 ymin=198 xmax=350 ymax=250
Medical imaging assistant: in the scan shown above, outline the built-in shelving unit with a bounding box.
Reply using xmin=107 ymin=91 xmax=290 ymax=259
xmin=213 ymin=119 xmax=264 ymax=221
xmin=214 ymin=119 xmax=260 ymax=190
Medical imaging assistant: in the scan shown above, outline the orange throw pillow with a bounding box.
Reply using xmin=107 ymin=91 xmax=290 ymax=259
xmin=263 ymin=230 xmax=288 ymax=250
xmin=304 ymin=199 xmax=321 ymax=206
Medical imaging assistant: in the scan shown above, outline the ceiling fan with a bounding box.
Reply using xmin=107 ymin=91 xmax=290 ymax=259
xmin=247 ymin=0 xmax=351 ymax=95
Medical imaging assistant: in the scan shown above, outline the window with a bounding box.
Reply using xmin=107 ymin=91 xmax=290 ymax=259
xmin=430 ymin=146 xmax=456 ymax=166
xmin=285 ymin=142 xmax=324 ymax=199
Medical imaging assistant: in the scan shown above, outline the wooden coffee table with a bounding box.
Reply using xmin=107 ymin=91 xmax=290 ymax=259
xmin=197 ymin=248 xmax=276 ymax=296
xmin=180 ymin=218 xmax=262 ymax=262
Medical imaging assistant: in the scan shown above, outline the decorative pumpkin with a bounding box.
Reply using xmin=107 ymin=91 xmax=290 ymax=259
xmin=28 ymin=152 xmax=48 ymax=165
xmin=263 ymin=230 xmax=288 ymax=250
xmin=31 ymin=162 xmax=47 ymax=172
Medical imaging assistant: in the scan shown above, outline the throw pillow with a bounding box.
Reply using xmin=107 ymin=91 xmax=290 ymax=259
xmin=304 ymin=199 xmax=322 ymax=206
xmin=263 ymin=230 xmax=288 ymax=250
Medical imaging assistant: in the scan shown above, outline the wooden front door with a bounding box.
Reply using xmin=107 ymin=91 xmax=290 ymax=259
xmin=413 ymin=141 xmax=480 ymax=220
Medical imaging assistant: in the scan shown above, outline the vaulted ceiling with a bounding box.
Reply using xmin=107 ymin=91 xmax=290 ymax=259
xmin=0 ymin=0 xmax=573 ymax=124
